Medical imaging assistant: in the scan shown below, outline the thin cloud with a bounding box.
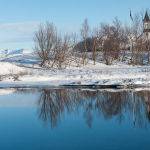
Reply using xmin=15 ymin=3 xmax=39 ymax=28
xmin=0 ymin=22 xmax=39 ymax=44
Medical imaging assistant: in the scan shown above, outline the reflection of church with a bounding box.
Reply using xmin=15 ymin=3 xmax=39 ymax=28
xmin=143 ymin=11 xmax=150 ymax=40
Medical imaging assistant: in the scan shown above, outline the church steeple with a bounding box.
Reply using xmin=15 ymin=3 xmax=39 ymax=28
xmin=144 ymin=11 xmax=150 ymax=22
xmin=143 ymin=11 xmax=150 ymax=33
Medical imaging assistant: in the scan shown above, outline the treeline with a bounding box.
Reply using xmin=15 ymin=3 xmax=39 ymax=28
xmin=34 ymin=11 xmax=150 ymax=68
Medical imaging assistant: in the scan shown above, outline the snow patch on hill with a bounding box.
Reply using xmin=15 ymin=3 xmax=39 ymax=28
xmin=0 ymin=62 xmax=25 ymax=75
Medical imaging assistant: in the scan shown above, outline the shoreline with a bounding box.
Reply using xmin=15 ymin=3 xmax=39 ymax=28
xmin=0 ymin=82 xmax=150 ymax=89
xmin=1 ymin=61 xmax=150 ymax=90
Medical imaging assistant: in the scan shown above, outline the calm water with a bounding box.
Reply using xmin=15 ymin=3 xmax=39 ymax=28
xmin=0 ymin=88 xmax=150 ymax=150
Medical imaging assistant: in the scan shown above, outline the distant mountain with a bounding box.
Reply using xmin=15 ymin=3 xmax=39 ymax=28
xmin=0 ymin=49 xmax=40 ymax=65
xmin=0 ymin=49 xmax=23 ymax=56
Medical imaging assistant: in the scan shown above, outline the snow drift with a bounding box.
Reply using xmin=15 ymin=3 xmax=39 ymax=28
xmin=0 ymin=62 xmax=25 ymax=75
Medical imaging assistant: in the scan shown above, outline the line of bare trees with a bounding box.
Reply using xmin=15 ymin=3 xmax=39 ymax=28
xmin=34 ymin=11 xmax=150 ymax=68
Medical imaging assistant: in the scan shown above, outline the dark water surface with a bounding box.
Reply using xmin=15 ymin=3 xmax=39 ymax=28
xmin=0 ymin=88 xmax=150 ymax=150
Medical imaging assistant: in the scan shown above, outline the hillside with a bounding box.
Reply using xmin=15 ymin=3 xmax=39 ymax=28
xmin=0 ymin=54 xmax=150 ymax=88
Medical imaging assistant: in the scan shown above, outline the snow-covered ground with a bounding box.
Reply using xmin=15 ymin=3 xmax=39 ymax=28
xmin=0 ymin=59 xmax=150 ymax=88
xmin=0 ymin=62 xmax=25 ymax=75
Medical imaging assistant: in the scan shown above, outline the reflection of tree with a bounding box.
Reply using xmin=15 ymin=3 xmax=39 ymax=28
xmin=98 ymin=92 xmax=125 ymax=118
xmin=135 ymin=90 xmax=150 ymax=126
xmin=37 ymin=88 xmax=150 ymax=128
xmin=38 ymin=89 xmax=82 ymax=127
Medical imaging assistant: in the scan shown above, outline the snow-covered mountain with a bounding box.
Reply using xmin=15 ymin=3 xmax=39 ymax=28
xmin=0 ymin=49 xmax=23 ymax=56
xmin=0 ymin=49 xmax=40 ymax=64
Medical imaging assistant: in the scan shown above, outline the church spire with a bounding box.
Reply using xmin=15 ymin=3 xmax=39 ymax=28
xmin=144 ymin=11 xmax=150 ymax=22
xmin=143 ymin=11 xmax=150 ymax=38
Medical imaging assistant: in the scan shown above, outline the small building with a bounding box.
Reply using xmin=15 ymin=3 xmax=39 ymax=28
xmin=143 ymin=11 xmax=150 ymax=40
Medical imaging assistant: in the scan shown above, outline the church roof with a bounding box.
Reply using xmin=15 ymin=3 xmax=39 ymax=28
xmin=144 ymin=11 xmax=150 ymax=22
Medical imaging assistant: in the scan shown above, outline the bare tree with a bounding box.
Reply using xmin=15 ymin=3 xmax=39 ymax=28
xmin=34 ymin=22 xmax=72 ymax=69
xmin=91 ymin=28 xmax=99 ymax=65
xmin=80 ymin=18 xmax=90 ymax=65
xmin=99 ymin=24 xmax=119 ymax=64
xmin=52 ymin=34 xmax=71 ymax=69
xmin=95 ymin=18 xmax=129 ymax=65
xmin=113 ymin=18 xmax=129 ymax=61
xmin=128 ymin=12 xmax=144 ymax=64
xmin=121 ymin=25 xmax=131 ymax=62
xmin=34 ymin=22 xmax=57 ymax=67
xmin=69 ymin=33 xmax=82 ymax=67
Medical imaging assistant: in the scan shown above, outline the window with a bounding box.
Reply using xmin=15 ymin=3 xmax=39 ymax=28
xmin=144 ymin=23 xmax=148 ymax=29
xmin=148 ymin=23 xmax=150 ymax=29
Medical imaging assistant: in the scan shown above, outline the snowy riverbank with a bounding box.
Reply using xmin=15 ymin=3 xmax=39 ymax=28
xmin=0 ymin=61 xmax=150 ymax=88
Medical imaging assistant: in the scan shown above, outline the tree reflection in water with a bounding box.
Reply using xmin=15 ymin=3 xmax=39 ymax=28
xmin=37 ymin=88 xmax=150 ymax=128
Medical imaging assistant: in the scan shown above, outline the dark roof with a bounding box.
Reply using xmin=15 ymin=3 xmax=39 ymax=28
xmin=74 ymin=37 xmax=94 ymax=52
xmin=144 ymin=11 xmax=150 ymax=22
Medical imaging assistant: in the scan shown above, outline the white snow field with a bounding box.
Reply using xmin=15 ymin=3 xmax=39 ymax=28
xmin=0 ymin=59 xmax=150 ymax=88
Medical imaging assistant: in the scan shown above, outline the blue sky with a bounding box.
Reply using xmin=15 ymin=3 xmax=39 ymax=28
xmin=0 ymin=0 xmax=149 ymax=50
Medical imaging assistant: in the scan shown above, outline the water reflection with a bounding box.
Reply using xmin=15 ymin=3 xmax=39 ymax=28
xmin=37 ymin=88 xmax=150 ymax=128
xmin=1 ymin=88 xmax=150 ymax=150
